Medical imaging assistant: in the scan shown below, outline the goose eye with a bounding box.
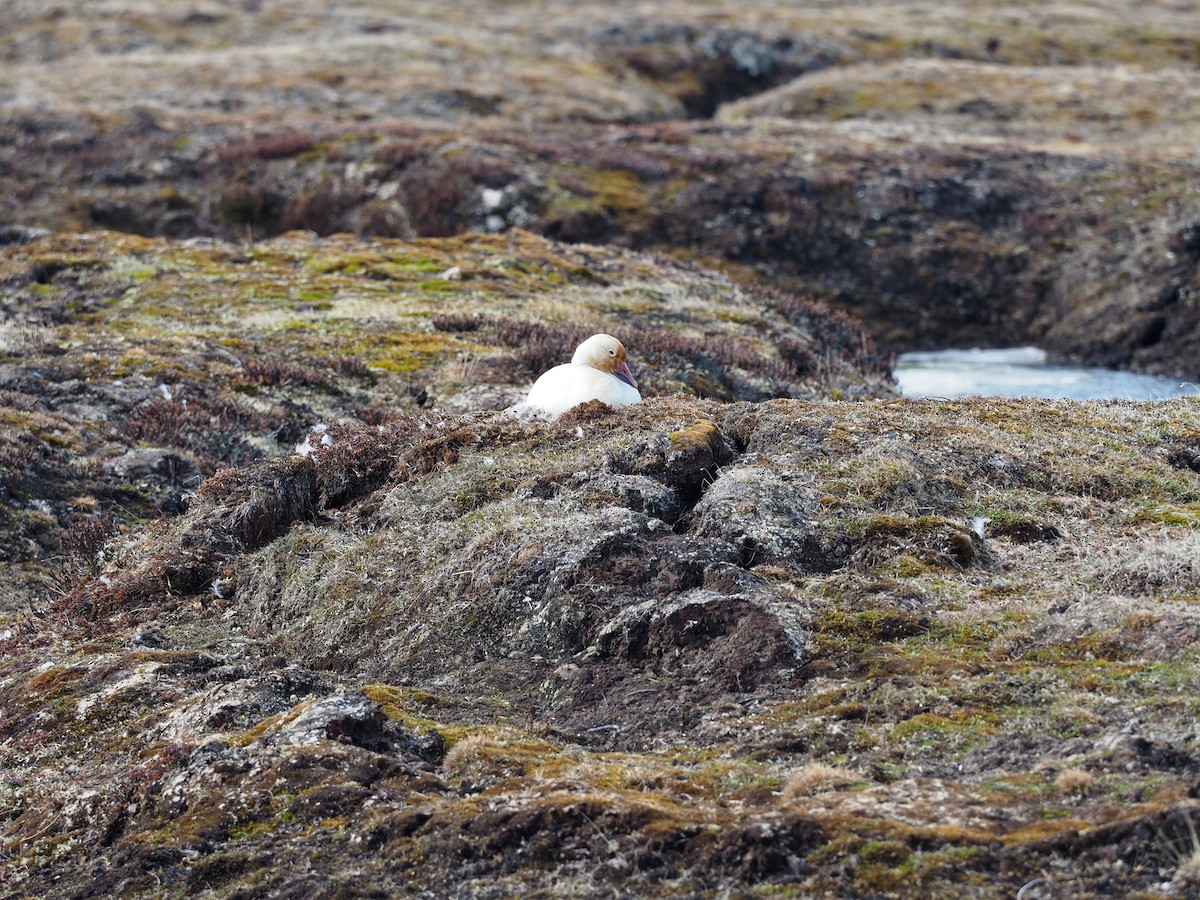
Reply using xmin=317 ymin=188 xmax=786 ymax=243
xmin=608 ymin=349 xmax=616 ymax=356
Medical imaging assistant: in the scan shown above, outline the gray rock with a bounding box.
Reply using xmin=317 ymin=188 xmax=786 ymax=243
xmin=691 ymin=464 xmax=841 ymax=572
xmin=103 ymin=447 xmax=201 ymax=487
xmin=0 ymin=225 xmax=50 ymax=246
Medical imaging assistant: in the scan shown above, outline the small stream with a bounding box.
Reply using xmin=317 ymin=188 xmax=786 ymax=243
xmin=894 ymin=348 xmax=1198 ymax=400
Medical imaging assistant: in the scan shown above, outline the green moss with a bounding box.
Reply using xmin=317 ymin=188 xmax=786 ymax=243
xmin=1024 ymin=630 xmax=1135 ymax=664
xmin=1134 ymin=503 xmax=1200 ymax=527
xmin=1000 ymin=816 xmax=1091 ymax=845
xmin=294 ymin=289 xmax=334 ymax=305
xmin=405 ymin=258 xmax=449 ymax=273
xmin=564 ymin=166 xmax=648 ymax=218
xmin=915 ymin=619 xmax=1008 ymax=653
xmin=360 ymin=330 xmax=457 ymax=373
xmin=890 ymin=554 xmax=932 ymax=578
xmin=897 ymin=844 xmax=981 ymax=875
xmin=363 ymin=684 xmax=469 ymax=746
xmin=815 ymin=608 xmax=929 ymax=651
xmin=28 ymin=254 xmax=105 ymax=275
xmin=858 ymin=838 xmax=911 ymax=866
xmin=304 ymin=256 xmax=362 ymax=275
xmin=892 ymin=709 xmax=1000 ymax=742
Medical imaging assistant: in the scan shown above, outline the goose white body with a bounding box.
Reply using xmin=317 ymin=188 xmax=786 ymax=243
xmin=524 ymin=334 xmax=642 ymax=418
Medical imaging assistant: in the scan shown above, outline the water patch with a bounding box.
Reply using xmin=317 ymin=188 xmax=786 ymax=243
xmin=895 ymin=347 xmax=1197 ymax=400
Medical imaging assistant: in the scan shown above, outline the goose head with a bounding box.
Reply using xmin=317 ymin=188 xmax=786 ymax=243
xmin=572 ymin=333 xmax=638 ymax=389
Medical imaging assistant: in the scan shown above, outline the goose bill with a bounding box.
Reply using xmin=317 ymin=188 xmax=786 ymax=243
xmin=615 ymin=360 xmax=637 ymax=388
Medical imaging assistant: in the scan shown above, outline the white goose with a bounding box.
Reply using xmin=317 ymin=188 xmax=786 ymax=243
xmin=524 ymin=334 xmax=641 ymax=418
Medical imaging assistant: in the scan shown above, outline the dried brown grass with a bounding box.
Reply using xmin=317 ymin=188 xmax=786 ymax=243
xmin=781 ymin=763 xmax=860 ymax=799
